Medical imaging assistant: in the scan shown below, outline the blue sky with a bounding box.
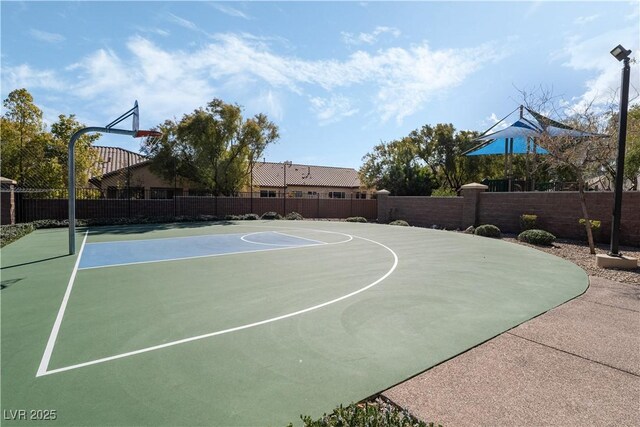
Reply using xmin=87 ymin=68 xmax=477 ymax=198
xmin=2 ymin=1 xmax=639 ymax=169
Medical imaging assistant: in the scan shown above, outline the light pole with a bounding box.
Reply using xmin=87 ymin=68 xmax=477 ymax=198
xmin=608 ymin=44 xmax=632 ymax=257
xmin=283 ymin=160 xmax=291 ymax=215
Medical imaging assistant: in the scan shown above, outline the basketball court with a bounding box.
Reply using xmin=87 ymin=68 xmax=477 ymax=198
xmin=1 ymin=220 xmax=587 ymax=425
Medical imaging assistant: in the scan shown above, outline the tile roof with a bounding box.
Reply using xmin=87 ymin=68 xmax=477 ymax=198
xmin=252 ymin=162 xmax=362 ymax=188
xmin=92 ymin=146 xmax=148 ymax=178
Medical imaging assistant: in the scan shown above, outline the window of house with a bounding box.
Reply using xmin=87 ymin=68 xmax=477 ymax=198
xmin=107 ymin=186 xmax=145 ymax=199
xmin=355 ymin=192 xmax=367 ymax=199
xmin=260 ymin=190 xmax=277 ymax=198
xmin=150 ymin=188 xmax=182 ymax=199
xmin=188 ymin=189 xmax=214 ymax=197
xmin=307 ymin=191 xmax=318 ymax=197
xmin=328 ymin=192 xmax=346 ymax=199
xmin=293 ymin=191 xmax=303 ymax=198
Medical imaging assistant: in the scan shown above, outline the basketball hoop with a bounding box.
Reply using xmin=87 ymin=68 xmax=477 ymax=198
xmin=134 ymin=129 xmax=163 ymax=145
xmin=67 ymin=100 xmax=163 ymax=254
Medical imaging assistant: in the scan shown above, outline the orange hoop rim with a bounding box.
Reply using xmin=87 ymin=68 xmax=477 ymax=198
xmin=134 ymin=130 xmax=162 ymax=138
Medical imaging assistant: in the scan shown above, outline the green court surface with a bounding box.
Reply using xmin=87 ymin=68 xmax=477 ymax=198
xmin=1 ymin=221 xmax=587 ymax=425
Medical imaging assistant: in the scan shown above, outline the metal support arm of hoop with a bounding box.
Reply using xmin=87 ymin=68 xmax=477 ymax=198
xmin=67 ymin=126 xmax=162 ymax=254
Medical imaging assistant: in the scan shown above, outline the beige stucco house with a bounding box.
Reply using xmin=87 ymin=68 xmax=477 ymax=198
xmin=89 ymin=147 xmax=374 ymax=199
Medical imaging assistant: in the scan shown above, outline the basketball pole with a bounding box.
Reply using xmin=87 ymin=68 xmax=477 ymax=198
xmin=68 ymin=127 xmax=136 ymax=254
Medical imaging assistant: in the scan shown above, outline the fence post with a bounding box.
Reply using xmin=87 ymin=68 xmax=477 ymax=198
xmin=461 ymin=183 xmax=488 ymax=228
xmin=0 ymin=178 xmax=17 ymax=225
xmin=376 ymin=189 xmax=390 ymax=223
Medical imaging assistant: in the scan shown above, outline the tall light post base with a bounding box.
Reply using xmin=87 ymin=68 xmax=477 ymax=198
xmin=596 ymin=253 xmax=638 ymax=269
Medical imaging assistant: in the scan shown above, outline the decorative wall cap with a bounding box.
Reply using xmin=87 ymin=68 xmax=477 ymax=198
xmin=0 ymin=177 xmax=17 ymax=185
xmin=460 ymin=183 xmax=489 ymax=190
xmin=376 ymin=189 xmax=391 ymax=195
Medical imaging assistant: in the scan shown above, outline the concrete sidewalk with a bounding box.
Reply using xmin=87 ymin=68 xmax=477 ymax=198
xmin=383 ymin=277 xmax=640 ymax=426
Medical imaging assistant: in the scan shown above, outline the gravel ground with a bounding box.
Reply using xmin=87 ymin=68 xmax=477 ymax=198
xmin=503 ymin=234 xmax=640 ymax=285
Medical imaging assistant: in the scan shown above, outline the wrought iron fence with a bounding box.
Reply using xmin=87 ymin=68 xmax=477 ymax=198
xmin=12 ymin=188 xmax=378 ymax=223
xmin=481 ymin=179 xmax=581 ymax=192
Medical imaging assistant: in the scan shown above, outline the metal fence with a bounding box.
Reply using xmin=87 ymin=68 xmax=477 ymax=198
xmin=13 ymin=189 xmax=378 ymax=223
xmin=481 ymin=179 xmax=580 ymax=192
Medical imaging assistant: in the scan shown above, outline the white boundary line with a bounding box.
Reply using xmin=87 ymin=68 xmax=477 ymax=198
xmin=84 ymin=231 xmax=251 ymax=245
xmin=36 ymin=230 xmax=89 ymax=377
xmin=271 ymin=231 xmax=328 ymax=245
xmin=37 ymin=230 xmax=396 ymax=377
xmin=240 ymin=231 xmax=330 ymax=246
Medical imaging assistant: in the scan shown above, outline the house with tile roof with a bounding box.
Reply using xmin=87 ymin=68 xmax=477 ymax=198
xmin=88 ymin=148 xmax=373 ymax=199
xmin=251 ymin=161 xmax=371 ymax=199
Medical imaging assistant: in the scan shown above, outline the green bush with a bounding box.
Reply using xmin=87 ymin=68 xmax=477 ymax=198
xmin=389 ymin=219 xmax=409 ymax=226
xmin=295 ymin=401 xmax=439 ymax=427
xmin=241 ymin=213 xmax=259 ymax=220
xmin=520 ymin=214 xmax=537 ymax=231
xmin=224 ymin=214 xmax=242 ymax=220
xmin=431 ymin=187 xmax=457 ymax=197
xmin=474 ymin=224 xmax=501 ymax=238
xmin=31 ymin=219 xmax=71 ymax=229
xmin=1 ymin=223 xmax=36 ymax=247
xmin=345 ymin=217 xmax=367 ymax=223
xmin=261 ymin=211 xmax=282 ymax=220
xmin=518 ymin=229 xmax=556 ymax=246
xmin=285 ymin=211 xmax=304 ymax=220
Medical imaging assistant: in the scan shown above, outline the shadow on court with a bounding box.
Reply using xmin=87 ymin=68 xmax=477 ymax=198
xmin=1 ymin=254 xmax=69 ymax=270
xmin=85 ymin=220 xmax=236 ymax=236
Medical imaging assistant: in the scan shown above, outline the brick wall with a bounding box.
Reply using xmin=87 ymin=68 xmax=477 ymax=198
xmin=381 ymin=190 xmax=638 ymax=246
xmin=387 ymin=196 xmax=464 ymax=229
xmin=1 ymin=190 xmax=15 ymax=225
xmin=478 ymin=191 xmax=640 ymax=245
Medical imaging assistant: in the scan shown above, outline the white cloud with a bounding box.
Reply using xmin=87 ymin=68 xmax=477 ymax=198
xmin=341 ymin=26 xmax=401 ymax=46
xmin=3 ymin=33 xmax=504 ymax=126
xmin=211 ymin=3 xmax=251 ymax=20
xmin=29 ymin=29 xmax=65 ymax=43
xmin=482 ymin=113 xmax=510 ymax=131
xmin=192 ymin=33 xmax=503 ymax=122
xmin=574 ymin=15 xmax=599 ymax=25
xmin=557 ymin=26 xmax=639 ymax=112
xmin=524 ymin=1 xmax=542 ymax=18
xmin=309 ymin=95 xmax=358 ymax=125
xmin=1 ymin=64 xmax=66 ymax=93
xmin=134 ymin=26 xmax=170 ymax=37
xmin=247 ymin=90 xmax=284 ymax=121
xmin=167 ymin=13 xmax=200 ymax=32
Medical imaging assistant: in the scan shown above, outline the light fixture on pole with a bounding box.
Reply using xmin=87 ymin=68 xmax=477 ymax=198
xmin=596 ymin=44 xmax=638 ymax=269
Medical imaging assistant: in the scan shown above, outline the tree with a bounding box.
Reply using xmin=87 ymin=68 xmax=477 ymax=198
xmin=525 ymin=99 xmax=616 ymax=253
xmin=50 ymin=114 xmax=101 ymax=188
xmin=1 ymin=88 xmax=44 ymax=186
xmin=1 ymin=89 xmax=101 ymax=190
xmin=359 ymin=137 xmax=433 ymax=196
xmin=623 ymin=105 xmax=640 ymax=190
xmin=407 ymin=124 xmax=504 ymax=191
xmin=142 ymin=99 xmax=279 ymax=195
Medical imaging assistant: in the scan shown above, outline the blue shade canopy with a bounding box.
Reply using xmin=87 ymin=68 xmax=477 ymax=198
xmin=476 ymin=119 xmax=542 ymax=142
xmin=465 ymin=107 xmax=605 ymax=157
xmin=466 ymin=137 xmax=548 ymax=156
